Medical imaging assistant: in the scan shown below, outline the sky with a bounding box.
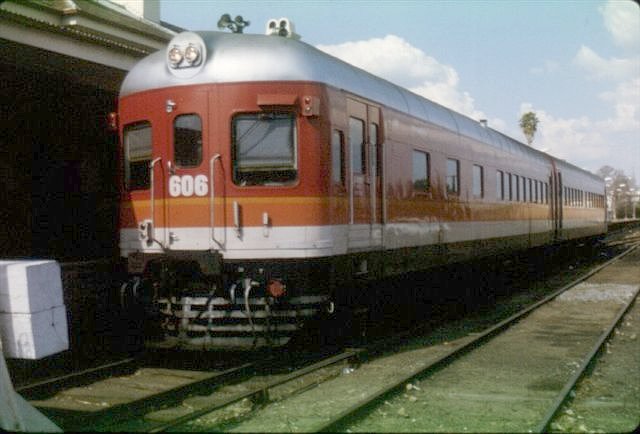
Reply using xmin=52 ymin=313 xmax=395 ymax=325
xmin=160 ymin=0 xmax=640 ymax=181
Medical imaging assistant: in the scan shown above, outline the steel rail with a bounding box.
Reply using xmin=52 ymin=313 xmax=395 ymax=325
xmin=314 ymin=242 xmax=640 ymax=433
xmin=536 ymin=243 xmax=640 ymax=432
xmin=16 ymin=357 xmax=138 ymax=398
xmin=37 ymin=361 xmax=255 ymax=431
xmin=606 ymin=234 xmax=640 ymax=247
xmin=147 ymin=348 xmax=363 ymax=433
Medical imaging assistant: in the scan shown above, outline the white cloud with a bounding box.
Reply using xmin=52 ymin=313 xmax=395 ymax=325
xmin=551 ymin=1 xmax=640 ymax=175
xmin=573 ymin=45 xmax=638 ymax=81
xmin=518 ymin=102 xmax=640 ymax=176
xmin=600 ymin=0 xmax=640 ymax=51
xmin=316 ymin=35 xmax=494 ymax=122
xmin=597 ymin=77 xmax=640 ymax=132
xmin=519 ymin=103 xmax=606 ymax=162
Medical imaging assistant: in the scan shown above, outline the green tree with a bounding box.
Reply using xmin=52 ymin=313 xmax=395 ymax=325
xmin=597 ymin=166 xmax=638 ymax=220
xmin=519 ymin=112 xmax=539 ymax=146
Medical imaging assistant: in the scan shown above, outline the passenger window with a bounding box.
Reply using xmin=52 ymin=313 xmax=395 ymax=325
xmin=514 ymin=175 xmax=520 ymax=201
xmin=413 ymin=150 xmax=430 ymax=191
xmin=232 ymin=112 xmax=297 ymax=186
xmin=446 ymin=158 xmax=460 ymax=194
xmin=331 ymin=130 xmax=345 ymax=186
xmin=496 ymin=170 xmax=504 ymax=201
xmin=349 ymin=117 xmax=365 ymax=175
xmin=174 ymin=114 xmax=202 ymax=167
xmin=370 ymin=123 xmax=379 ymax=178
xmin=571 ymin=189 xmax=574 ymax=206
xmin=473 ymin=164 xmax=484 ymax=198
xmin=504 ymin=172 xmax=511 ymax=201
xmin=124 ymin=121 xmax=152 ymax=190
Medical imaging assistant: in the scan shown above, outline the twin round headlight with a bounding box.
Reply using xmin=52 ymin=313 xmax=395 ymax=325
xmin=168 ymin=43 xmax=201 ymax=68
xmin=165 ymin=32 xmax=207 ymax=78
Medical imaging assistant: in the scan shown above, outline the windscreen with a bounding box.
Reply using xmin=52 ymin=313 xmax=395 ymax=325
xmin=232 ymin=112 xmax=297 ymax=186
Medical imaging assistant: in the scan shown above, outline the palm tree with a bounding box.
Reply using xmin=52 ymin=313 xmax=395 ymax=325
xmin=519 ymin=112 xmax=539 ymax=146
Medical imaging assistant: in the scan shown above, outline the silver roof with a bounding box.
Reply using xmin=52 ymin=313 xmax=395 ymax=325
xmin=120 ymin=31 xmax=602 ymax=185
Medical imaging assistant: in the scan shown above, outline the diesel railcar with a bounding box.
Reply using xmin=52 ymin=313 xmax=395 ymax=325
xmin=117 ymin=25 xmax=606 ymax=349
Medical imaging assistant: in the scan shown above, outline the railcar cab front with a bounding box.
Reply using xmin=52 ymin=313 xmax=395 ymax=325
xmin=117 ymin=47 xmax=332 ymax=348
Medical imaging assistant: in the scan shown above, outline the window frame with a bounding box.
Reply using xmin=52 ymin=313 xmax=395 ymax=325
xmin=496 ymin=170 xmax=504 ymax=201
xmin=472 ymin=164 xmax=484 ymax=198
xmin=123 ymin=120 xmax=153 ymax=191
xmin=504 ymin=172 xmax=511 ymax=201
xmin=349 ymin=117 xmax=366 ymax=175
xmin=369 ymin=122 xmax=380 ymax=177
xmin=231 ymin=111 xmax=298 ymax=187
xmin=173 ymin=113 xmax=203 ymax=168
xmin=446 ymin=158 xmax=460 ymax=195
xmin=331 ymin=129 xmax=345 ymax=187
xmin=412 ymin=150 xmax=430 ymax=193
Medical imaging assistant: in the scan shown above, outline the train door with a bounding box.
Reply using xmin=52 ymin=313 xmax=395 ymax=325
xmin=556 ymin=171 xmax=563 ymax=237
xmin=550 ymin=170 xmax=563 ymax=240
xmin=163 ymin=91 xmax=211 ymax=250
xmin=346 ymin=99 xmax=382 ymax=249
xmin=369 ymin=106 xmax=384 ymax=246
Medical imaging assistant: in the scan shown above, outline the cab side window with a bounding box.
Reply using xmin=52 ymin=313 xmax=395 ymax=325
xmin=123 ymin=121 xmax=152 ymax=190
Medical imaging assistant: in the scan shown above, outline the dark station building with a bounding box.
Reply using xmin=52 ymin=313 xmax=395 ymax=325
xmin=1 ymin=0 xmax=177 ymax=353
xmin=1 ymin=0 xmax=176 ymax=261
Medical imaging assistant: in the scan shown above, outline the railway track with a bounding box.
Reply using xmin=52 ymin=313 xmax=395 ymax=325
xmin=203 ymin=241 xmax=639 ymax=432
xmin=18 ymin=346 xmax=362 ymax=432
xmin=13 ymin=229 xmax=638 ymax=432
xmin=19 ymin=354 xmax=255 ymax=431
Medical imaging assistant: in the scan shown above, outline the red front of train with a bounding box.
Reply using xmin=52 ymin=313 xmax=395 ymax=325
xmin=118 ymin=77 xmax=346 ymax=348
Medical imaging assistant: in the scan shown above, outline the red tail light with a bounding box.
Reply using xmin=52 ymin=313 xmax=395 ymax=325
xmin=107 ymin=112 xmax=118 ymax=131
xmin=267 ymin=279 xmax=286 ymax=298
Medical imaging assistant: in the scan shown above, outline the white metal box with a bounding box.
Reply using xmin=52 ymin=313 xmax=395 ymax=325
xmin=0 ymin=261 xmax=64 ymax=314
xmin=0 ymin=260 xmax=69 ymax=359
xmin=0 ymin=305 xmax=69 ymax=359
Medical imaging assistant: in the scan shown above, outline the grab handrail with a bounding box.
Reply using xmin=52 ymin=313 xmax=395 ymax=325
xmin=149 ymin=157 xmax=163 ymax=248
xmin=209 ymin=154 xmax=223 ymax=248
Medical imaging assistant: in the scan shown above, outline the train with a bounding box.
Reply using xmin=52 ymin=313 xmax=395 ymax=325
xmin=116 ymin=20 xmax=606 ymax=349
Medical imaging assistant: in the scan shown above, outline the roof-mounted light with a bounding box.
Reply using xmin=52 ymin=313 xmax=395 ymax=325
xmin=265 ymin=17 xmax=301 ymax=40
xmin=168 ymin=46 xmax=183 ymax=68
xmin=184 ymin=44 xmax=200 ymax=65
xmin=166 ymin=32 xmax=207 ymax=78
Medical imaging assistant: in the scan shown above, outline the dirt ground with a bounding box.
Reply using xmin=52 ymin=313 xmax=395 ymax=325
xmin=551 ymin=296 xmax=640 ymax=433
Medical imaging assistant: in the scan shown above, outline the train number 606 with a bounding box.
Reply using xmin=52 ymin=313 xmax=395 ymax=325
xmin=169 ymin=175 xmax=208 ymax=197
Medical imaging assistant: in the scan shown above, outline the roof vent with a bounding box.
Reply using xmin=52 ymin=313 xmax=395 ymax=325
xmin=266 ymin=18 xmax=300 ymax=39
xmin=479 ymin=119 xmax=488 ymax=128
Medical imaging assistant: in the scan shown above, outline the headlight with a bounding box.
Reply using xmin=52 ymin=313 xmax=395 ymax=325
xmin=184 ymin=44 xmax=200 ymax=65
xmin=166 ymin=32 xmax=207 ymax=77
xmin=168 ymin=46 xmax=183 ymax=68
